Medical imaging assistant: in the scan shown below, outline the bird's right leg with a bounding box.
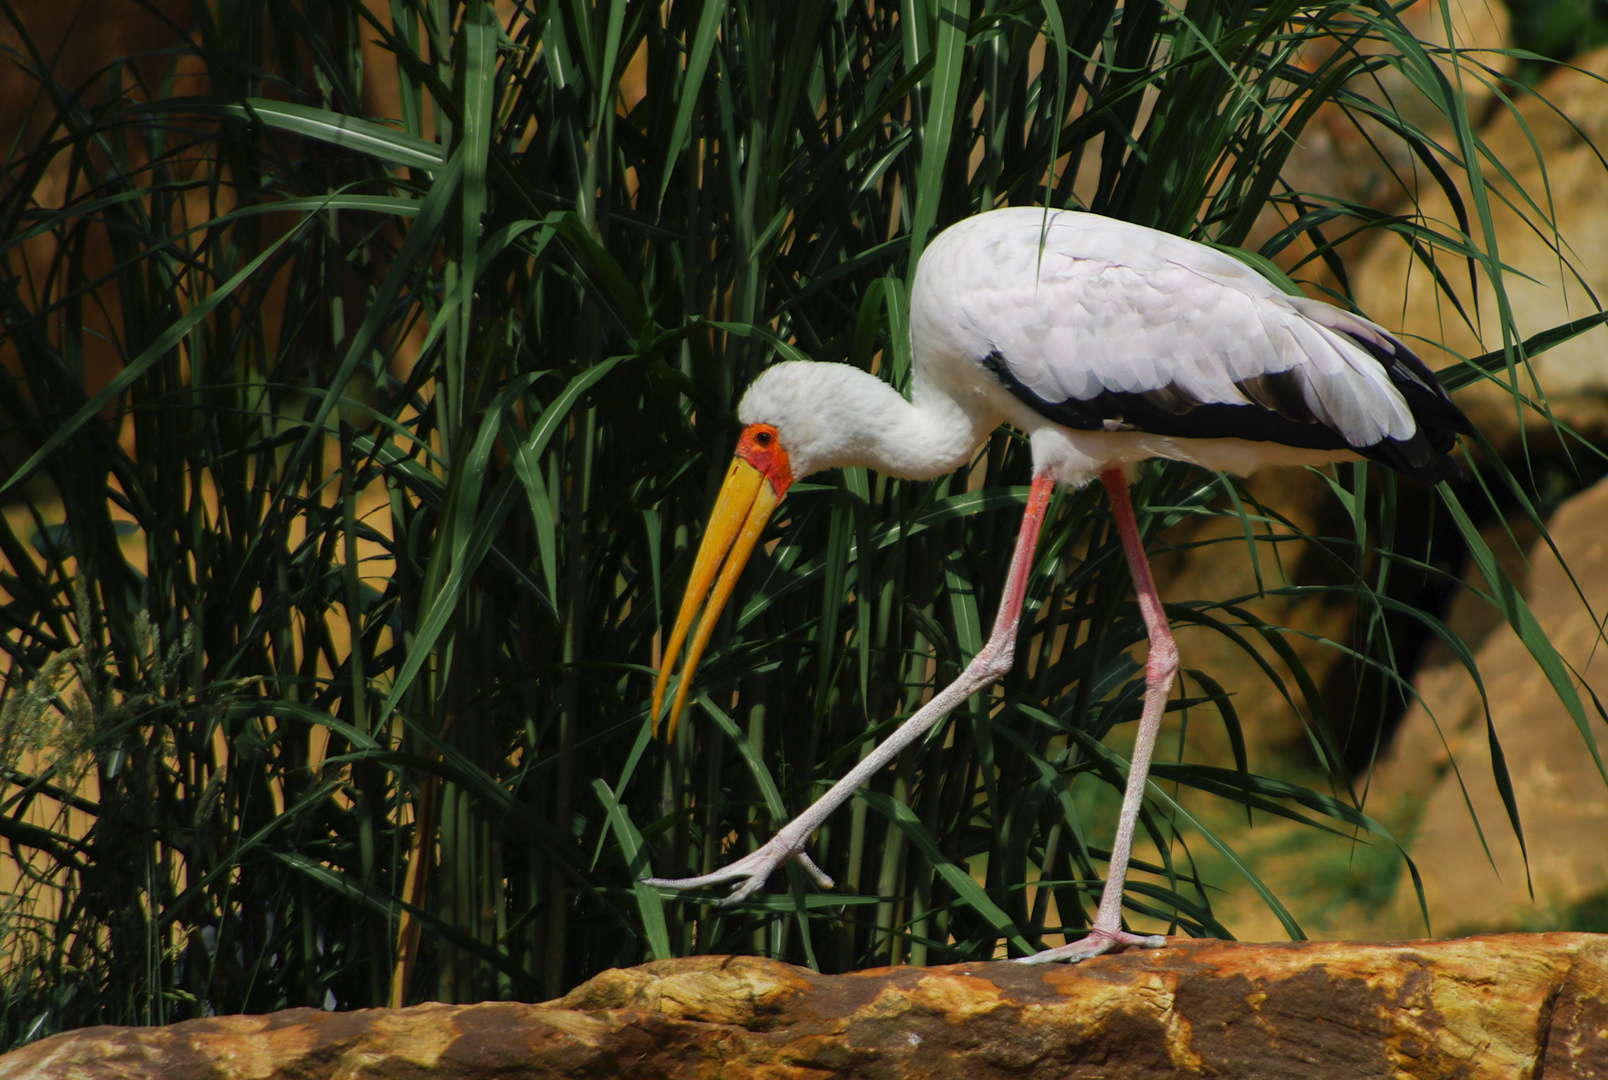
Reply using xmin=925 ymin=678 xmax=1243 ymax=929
xmin=1017 ymin=468 xmax=1173 ymax=963
xmin=644 ymin=471 xmax=1057 ymax=905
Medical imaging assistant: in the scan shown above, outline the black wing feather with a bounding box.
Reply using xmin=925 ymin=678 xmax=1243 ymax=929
xmin=982 ymin=331 xmax=1473 ymax=485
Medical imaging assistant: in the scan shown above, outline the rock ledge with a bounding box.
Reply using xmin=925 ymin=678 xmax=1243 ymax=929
xmin=3 ymin=934 xmax=1605 ymax=1079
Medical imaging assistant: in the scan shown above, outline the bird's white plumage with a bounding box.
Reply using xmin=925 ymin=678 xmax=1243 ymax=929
xmin=911 ymin=208 xmax=1417 ymax=455
xmin=738 ymin=359 xmax=991 ymax=481
xmin=740 ymin=207 xmax=1450 ymax=490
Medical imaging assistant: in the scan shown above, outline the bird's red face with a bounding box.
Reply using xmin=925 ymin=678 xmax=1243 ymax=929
xmin=652 ymin=423 xmax=794 ymax=741
xmin=735 ymin=423 xmax=793 ymax=495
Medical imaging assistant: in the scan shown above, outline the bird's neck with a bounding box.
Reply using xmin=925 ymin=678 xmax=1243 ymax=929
xmin=741 ymin=360 xmax=1001 ymax=481
xmin=827 ymin=365 xmax=995 ymax=481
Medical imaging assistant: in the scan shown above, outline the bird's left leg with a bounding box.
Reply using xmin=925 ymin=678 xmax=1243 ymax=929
xmin=1017 ymin=468 xmax=1173 ymax=964
xmin=644 ymin=471 xmax=1057 ymax=905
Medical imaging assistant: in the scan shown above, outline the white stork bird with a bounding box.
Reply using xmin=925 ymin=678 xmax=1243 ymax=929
xmin=647 ymin=206 xmax=1471 ymax=964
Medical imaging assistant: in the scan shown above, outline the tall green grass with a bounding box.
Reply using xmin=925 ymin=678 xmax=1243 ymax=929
xmin=0 ymin=0 xmax=1599 ymax=1044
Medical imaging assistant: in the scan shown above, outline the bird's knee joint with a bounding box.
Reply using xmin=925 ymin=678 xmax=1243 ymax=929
xmin=979 ymin=645 xmax=1015 ymax=680
xmin=961 ymin=644 xmax=1014 ymax=687
xmin=1147 ymin=641 xmax=1179 ymax=681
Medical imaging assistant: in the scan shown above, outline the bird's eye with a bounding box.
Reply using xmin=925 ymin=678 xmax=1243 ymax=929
xmin=755 ymin=430 xmax=772 ymax=447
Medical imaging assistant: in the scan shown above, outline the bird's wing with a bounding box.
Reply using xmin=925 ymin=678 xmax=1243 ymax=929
xmin=929 ymin=211 xmax=1467 ymax=476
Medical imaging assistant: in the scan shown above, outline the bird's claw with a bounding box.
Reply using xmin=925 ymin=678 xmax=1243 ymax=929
xmin=1014 ymin=929 xmax=1168 ymax=965
xmin=643 ymin=831 xmax=834 ymax=906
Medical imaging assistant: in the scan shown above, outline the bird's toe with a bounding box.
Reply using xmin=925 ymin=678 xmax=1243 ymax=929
xmin=1015 ymin=929 xmax=1170 ymax=965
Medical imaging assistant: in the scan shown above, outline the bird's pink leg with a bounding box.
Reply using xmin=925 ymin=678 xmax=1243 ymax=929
xmin=1018 ymin=468 xmax=1174 ymax=964
xmin=645 ymin=472 xmax=1058 ymax=904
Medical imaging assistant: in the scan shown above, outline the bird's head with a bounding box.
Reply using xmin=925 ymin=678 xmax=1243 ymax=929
xmin=651 ymin=361 xmax=918 ymax=740
xmin=650 ymin=382 xmax=801 ymax=742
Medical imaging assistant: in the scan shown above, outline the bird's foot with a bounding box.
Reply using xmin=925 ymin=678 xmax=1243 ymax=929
xmin=1015 ymin=928 xmax=1168 ymax=965
xmin=642 ymin=829 xmax=833 ymax=906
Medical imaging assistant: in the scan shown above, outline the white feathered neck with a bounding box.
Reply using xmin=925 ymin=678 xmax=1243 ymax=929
xmin=737 ymin=361 xmax=1000 ymax=482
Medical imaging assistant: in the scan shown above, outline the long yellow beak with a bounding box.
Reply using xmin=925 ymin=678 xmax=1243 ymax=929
xmin=652 ymin=456 xmax=783 ymax=741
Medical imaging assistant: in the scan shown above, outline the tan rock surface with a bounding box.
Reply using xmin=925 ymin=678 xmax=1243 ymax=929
xmin=1253 ymin=0 xmax=1513 ymax=277
xmin=1281 ymin=0 xmax=1513 ymax=213
xmin=1148 ymin=468 xmax=1361 ymax=762
xmin=4 ymin=937 xmax=1605 ymax=1079
xmin=1371 ymin=477 xmax=1608 ymax=935
xmin=1350 ymin=46 xmax=1608 ymax=450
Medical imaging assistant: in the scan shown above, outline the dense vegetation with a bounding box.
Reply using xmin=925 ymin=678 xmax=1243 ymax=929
xmin=0 ymin=0 xmax=1599 ymax=1048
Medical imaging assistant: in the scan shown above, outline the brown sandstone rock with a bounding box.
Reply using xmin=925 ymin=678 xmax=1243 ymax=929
xmin=1147 ymin=467 xmax=1360 ymax=762
xmin=1369 ymin=477 xmax=1608 ymax=937
xmin=1280 ymin=0 xmax=1513 ymax=215
xmin=1349 ymin=46 xmax=1608 ymax=453
xmin=4 ymin=936 xmax=1605 ymax=1079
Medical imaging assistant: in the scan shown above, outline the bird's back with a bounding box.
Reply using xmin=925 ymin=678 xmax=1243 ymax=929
xmin=911 ymin=208 xmax=1472 ymax=484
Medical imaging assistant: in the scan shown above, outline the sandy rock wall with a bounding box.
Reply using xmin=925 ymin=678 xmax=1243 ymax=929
xmin=1370 ymin=477 xmax=1608 ymax=937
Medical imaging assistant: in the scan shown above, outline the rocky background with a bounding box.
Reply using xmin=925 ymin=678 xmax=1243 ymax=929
xmin=1111 ymin=1 xmax=1608 ymax=950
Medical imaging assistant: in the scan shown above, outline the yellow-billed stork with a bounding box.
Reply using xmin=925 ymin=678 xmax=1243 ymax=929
xmin=647 ymin=206 xmax=1472 ymax=964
